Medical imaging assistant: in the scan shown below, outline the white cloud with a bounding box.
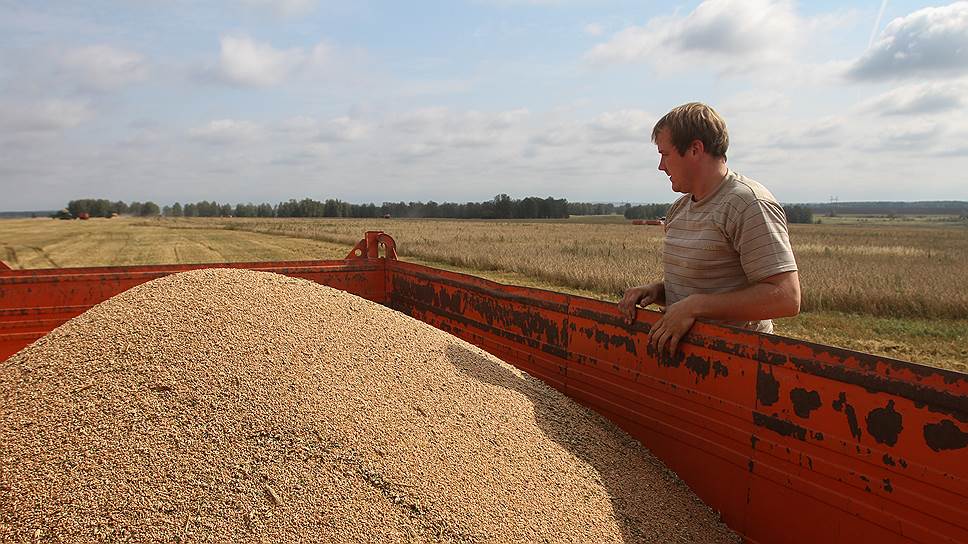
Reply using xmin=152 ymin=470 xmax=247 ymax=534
xmin=60 ymin=44 xmax=148 ymax=91
xmin=0 ymin=99 xmax=94 ymax=133
xmin=391 ymin=108 xmax=529 ymax=140
xmin=275 ymin=115 xmax=369 ymax=142
xmin=394 ymin=77 xmax=476 ymax=97
xmin=586 ymin=109 xmax=653 ymax=144
xmin=772 ymin=117 xmax=844 ymax=150
xmin=585 ymin=0 xmax=801 ymax=73
xmin=859 ymin=81 xmax=966 ymax=115
xmin=216 ymin=36 xmax=306 ymax=87
xmin=870 ymin=121 xmax=945 ymax=150
xmin=848 ymin=2 xmax=968 ymax=80
xmin=307 ymin=42 xmax=331 ymax=67
xmin=276 ymin=116 xmax=319 ymax=136
xmin=530 ymin=124 xmax=582 ymax=147
xmin=240 ymin=0 xmax=318 ymax=17
xmin=318 ymin=117 xmax=370 ymax=142
xmin=474 ymin=0 xmax=566 ymax=5
xmin=380 ymin=107 xmax=535 ymax=164
xmin=527 ymin=110 xmax=653 ymax=151
xmin=188 ymin=119 xmax=264 ymax=144
xmin=719 ymin=90 xmax=791 ymax=115
xmin=391 ymin=107 xmax=450 ymax=133
xmin=583 ymin=23 xmax=604 ymax=36
xmin=210 ymin=36 xmax=333 ymax=87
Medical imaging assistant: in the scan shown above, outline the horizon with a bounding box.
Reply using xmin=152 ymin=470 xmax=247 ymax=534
xmin=4 ymin=198 xmax=967 ymax=215
xmin=2 ymin=1 xmax=968 ymax=209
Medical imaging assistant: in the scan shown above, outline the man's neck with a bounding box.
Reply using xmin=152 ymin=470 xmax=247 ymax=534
xmin=690 ymin=162 xmax=729 ymax=201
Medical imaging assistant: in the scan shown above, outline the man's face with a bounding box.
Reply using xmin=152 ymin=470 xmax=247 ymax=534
xmin=656 ymin=128 xmax=692 ymax=194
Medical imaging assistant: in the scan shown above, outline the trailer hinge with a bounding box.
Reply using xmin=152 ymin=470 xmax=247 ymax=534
xmin=346 ymin=231 xmax=398 ymax=260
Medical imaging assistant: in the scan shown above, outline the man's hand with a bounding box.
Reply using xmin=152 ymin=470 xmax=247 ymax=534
xmin=648 ymin=297 xmax=697 ymax=357
xmin=618 ymin=282 xmax=664 ymax=325
xmin=646 ymin=271 xmax=800 ymax=357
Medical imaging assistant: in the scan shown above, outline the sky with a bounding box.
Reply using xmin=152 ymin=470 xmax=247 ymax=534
xmin=1 ymin=0 xmax=967 ymax=211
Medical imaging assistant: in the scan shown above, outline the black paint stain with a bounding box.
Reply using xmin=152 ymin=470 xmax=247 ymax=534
xmin=898 ymin=458 xmax=908 ymax=469
xmin=866 ymin=400 xmax=903 ymax=447
xmin=882 ymin=454 xmax=895 ymax=466
xmin=790 ymin=388 xmax=822 ymax=419
xmin=748 ymin=460 xmax=754 ymax=473
xmin=923 ymin=419 xmax=968 ymax=452
xmin=684 ymin=355 xmax=711 ymax=382
xmin=390 ymin=275 xmax=572 ymax=359
xmin=882 ymin=479 xmax=893 ymax=493
xmin=787 ymin=354 xmax=967 ymax=424
xmin=592 ymin=328 xmax=638 ymax=355
xmin=651 ymin=344 xmax=684 ymax=369
xmin=832 ymin=392 xmax=862 ymax=441
xmin=750 ymin=434 xmax=759 ymax=449
xmin=713 ymin=361 xmax=729 ymax=378
xmin=752 ymin=411 xmax=807 ymax=441
xmin=756 ymin=365 xmax=780 ymax=407
xmin=756 ymin=348 xmax=788 ymax=365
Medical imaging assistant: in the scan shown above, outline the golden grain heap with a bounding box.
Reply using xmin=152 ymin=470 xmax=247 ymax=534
xmin=0 ymin=269 xmax=738 ymax=543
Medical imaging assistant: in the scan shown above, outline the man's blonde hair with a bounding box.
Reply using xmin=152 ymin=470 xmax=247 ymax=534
xmin=651 ymin=102 xmax=729 ymax=159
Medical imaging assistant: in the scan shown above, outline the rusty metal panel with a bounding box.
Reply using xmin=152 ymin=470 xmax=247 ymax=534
xmin=386 ymin=260 xmax=967 ymax=544
xmin=0 ymin=260 xmax=388 ymax=361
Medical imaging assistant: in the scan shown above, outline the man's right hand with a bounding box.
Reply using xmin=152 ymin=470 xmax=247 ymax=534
xmin=618 ymin=283 xmax=664 ymax=325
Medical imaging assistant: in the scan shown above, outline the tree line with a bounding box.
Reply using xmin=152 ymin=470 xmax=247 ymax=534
xmin=624 ymin=203 xmax=813 ymax=224
xmin=624 ymin=203 xmax=670 ymax=220
xmin=65 ymin=199 xmax=160 ymax=218
xmin=65 ymin=195 xmax=571 ymax=220
xmin=64 ymin=196 xmax=814 ymax=223
xmin=568 ymin=202 xmax=631 ymax=216
xmin=783 ymin=204 xmax=814 ymax=224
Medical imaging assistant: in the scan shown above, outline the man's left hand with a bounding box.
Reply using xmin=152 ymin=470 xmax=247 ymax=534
xmin=648 ymin=297 xmax=697 ymax=356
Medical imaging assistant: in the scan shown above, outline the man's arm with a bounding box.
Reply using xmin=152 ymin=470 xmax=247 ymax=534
xmin=649 ymin=271 xmax=800 ymax=355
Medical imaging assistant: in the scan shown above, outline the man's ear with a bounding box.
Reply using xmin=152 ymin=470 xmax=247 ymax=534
xmin=689 ymin=139 xmax=704 ymax=156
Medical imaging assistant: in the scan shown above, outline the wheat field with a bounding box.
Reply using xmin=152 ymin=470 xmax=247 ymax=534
xmin=1 ymin=216 xmax=965 ymax=371
xmin=202 ymin=217 xmax=968 ymax=319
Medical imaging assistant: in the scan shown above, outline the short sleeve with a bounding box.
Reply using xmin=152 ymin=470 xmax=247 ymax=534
xmin=729 ymin=199 xmax=798 ymax=283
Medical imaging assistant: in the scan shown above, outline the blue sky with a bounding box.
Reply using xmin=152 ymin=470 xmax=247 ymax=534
xmin=1 ymin=0 xmax=966 ymax=210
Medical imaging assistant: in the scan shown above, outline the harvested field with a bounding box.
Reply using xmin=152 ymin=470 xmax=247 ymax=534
xmin=0 ymin=269 xmax=738 ymax=543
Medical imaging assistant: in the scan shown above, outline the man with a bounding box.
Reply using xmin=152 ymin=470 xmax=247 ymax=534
xmin=618 ymin=102 xmax=800 ymax=356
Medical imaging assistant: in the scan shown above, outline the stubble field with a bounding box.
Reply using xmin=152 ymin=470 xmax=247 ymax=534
xmin=1 ymin=216 xmax=965 ymax=372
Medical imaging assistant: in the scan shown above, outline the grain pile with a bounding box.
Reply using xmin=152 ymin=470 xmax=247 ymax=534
xmin=0 ymin=268 xmax=739 ymax=543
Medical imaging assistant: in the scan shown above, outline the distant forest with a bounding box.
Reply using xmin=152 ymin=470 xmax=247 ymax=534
xmin=63 ymin=195 xmax=573 ymax=220
xmin=60 ymin=197 xmax=667 ymax=221
xmin=49 ymin=198 xmax=968 ymax=224
xmin=807 ymin=201 xmax=968 ymax=216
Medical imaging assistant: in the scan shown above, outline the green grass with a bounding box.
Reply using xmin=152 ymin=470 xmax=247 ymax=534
xmin=814 ymin=213 xmax=967 ymax=225
xmin=774 ymin=312 xmax=968 ymax=373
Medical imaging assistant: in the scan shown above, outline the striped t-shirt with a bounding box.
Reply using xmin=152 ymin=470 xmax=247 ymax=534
xmin=663 ymin=170 xmax=798 ymax=333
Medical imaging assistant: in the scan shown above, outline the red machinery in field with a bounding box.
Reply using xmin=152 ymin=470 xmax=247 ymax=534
xmin=0 ymin=231 xmax=965 ymax=544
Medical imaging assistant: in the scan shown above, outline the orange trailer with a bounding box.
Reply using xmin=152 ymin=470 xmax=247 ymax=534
xmin=0 ymin=231 xmax=965 ymax=544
